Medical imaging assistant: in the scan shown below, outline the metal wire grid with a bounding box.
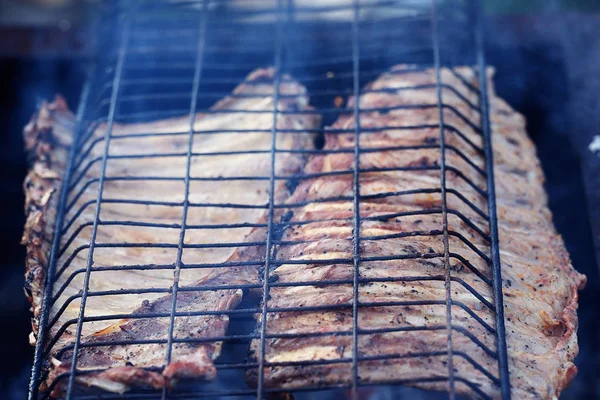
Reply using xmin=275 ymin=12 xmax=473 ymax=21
xmin=27 ymin=0 xmax=510 ymax=399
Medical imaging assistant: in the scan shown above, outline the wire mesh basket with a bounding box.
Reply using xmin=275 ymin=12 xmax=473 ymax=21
xmin=27 ymin=0 xmax=510 ymax=399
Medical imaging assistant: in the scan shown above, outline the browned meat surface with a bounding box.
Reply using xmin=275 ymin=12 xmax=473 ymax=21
xmin=248 ymin=66 xmax=586 ymax=399
xmin=22 ymin=69 xmax=320 ymax=395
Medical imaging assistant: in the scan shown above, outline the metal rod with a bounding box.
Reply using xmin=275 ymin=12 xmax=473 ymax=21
xmin=27 ymin=72 xmax=94 ymax=400
xmin=257 ymin=0 xmax=285 ymax=398
xmin=161 ymin=0 xmax=209 ymax=390
xmin=45 ymin=271 xmax=496 ymax=339
xmin=70 ymin=121 xmax=483 ymax=150
xmin=350 ymin=0 xmax=362 ymax=398
xmin=431 ymin=0 xmax=456 ymax=397
xmin=82 ymin=102 xmax=481 ymax=130
xmin=45 ymin=298 xmax=495 ymax=333
xmin=45 ymin=375 xmax=493 ymax=400
xmin=65 ymin=140 xmax=484 ymax=191
xmin=53 ymin=225 xmax=495 ymax=286
xmin=63 ymin=11 xmax=132 ymax=399
xmin=90 ymin=83 xmax=480 ymax=113
xmin=60 ymin=163 xmax=488 ymax=196
xmin=472 ymin=0 xmax=511 ymax=398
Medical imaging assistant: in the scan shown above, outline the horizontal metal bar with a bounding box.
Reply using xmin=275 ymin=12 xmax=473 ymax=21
xmin=56 ymin=228 xmax=487 ymax=279
xmin=42 ymin=374 xmax=490 ymax=400
xmin=55 ymin=297 xmax=496 ymax=332
xmin=130 ymin=0 xmax=430 ymax=19
xmin=210 ymin=348 xmax=499 ymax=386
xmin=53 ymin=323 xmax=496 ymax=361
xmin=57 ymin=349 xmax=500 ymax=386
xmin=125 ymin=16 xmax=434 ymax=47
xmin=63 ymin=164 xmax=486 ymax=200
xmin=447 ymin=188 xmax=488 ymax=220
xmin=113 ymin=41 xmax=436 ymax=71
xmin=99 ymin=103 xmax=480 ymax=131
xmin=62 ymin=180 xmax=466 ymax=225
xmin=448 ymin=231 xmax=491 ymax=262
xmin=45 ymin=296 xmax=495 ymax=361
xmin=57 ymin=219 xmax=265 ymax=260
xmin=73 ymin=143 xmax=480 ymax=164
xmin=95 ymin=83 xmax=480 ymax=113
xmin=47 ymin=272 xmax=495 ymax=345
xmin=108 ymin=63 xmax=430 ymax=86
xmin=78 ymin=123 xmax=482 ymax=157
xmin=64 ymin=143 xmax=484 ymax=197
xmin=450 ymin=68 xmax=481 ymax=95
xmin=61 ymin=187 xmax=488 ymax=234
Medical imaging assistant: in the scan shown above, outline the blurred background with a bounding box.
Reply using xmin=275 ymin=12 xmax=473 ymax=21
xmin=0 ymin=0 xmax=599 ymax=399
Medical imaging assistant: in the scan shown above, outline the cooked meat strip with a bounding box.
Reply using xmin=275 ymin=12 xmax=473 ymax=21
xmin=248 ymin=66 xmax=585 ymax=399
xmin=22 ymin=68 xmax=320 ymax=396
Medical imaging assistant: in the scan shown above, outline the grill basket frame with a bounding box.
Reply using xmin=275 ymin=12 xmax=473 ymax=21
xmin=27 ymin=1 xmax=511 ymax=399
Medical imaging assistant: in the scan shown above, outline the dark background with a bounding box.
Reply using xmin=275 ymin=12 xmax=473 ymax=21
xmin=0 ymin=59 xmax=85 ymax=399
xmin=1 ymin=5 xmax=599 ymax=400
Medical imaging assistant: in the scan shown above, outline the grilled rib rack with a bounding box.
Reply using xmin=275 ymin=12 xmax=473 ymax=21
xmin=28 ymin=0 xmax=511 ymax=399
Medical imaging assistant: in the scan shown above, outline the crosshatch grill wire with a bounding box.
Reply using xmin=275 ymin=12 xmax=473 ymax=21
xmin=350 ymin=1 xmax=362 ymax=398
xmin=26 ymin=0 xmax=512 ymax=399
xmin=431 ymin=0 xmax=456 ymax=397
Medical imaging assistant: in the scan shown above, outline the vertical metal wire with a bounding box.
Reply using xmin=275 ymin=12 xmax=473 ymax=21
xmin=64 ymin=9 xmax=133 ymax=400
xmin=27 ymin=75 xmax=94 ymax=400
xmin=162 ymin=3 xmax=209 ymax=395
xmin=431 ymin=0 xmax=455 ymax=397
xmin=257 ymin=0 xmax=285 ymax=398
xmin=472 ymin=0 xmax=511 ymax=398
xmin=350 ymin=0 xmax=361 ymax=399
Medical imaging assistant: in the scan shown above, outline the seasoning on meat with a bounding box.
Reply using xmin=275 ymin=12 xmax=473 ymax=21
xmin=22 ymin=69 xmax=320 ymax=396
xmin=247 ymin=66 xmax=586 ymax=399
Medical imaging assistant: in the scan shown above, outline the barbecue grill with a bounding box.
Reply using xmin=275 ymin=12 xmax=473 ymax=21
xmin=29 ymin=0 xmax=512 ymax=398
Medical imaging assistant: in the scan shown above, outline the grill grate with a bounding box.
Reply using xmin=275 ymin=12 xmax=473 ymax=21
xmin=28 ymin=0 xmax=511 ymax=399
